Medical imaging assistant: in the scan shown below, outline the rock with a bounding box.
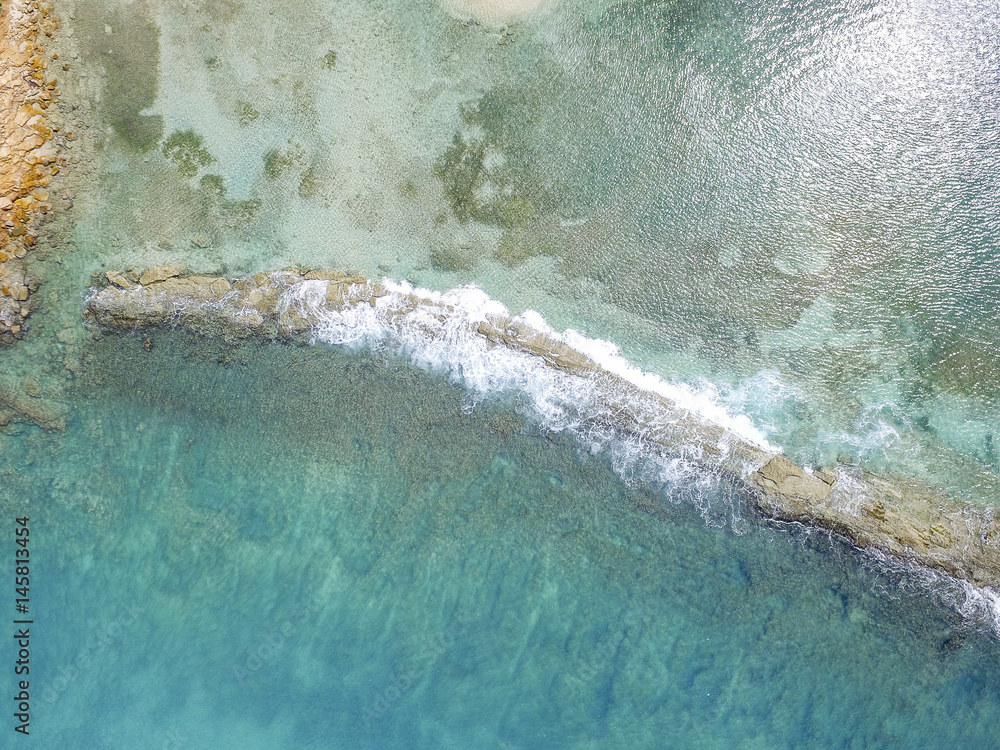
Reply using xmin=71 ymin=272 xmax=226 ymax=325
xmin=139 ymin=265 xmax=183 ymax=285
xmin=304 ymin=269 xmax=348 ymax=282
xmin=0 ymin=198 xmax=11 ymax=210
xmin=238 ymin=312 xmax=264 ymax=329
xmin=106 ymin=271 xmax=131 ymax=289
xmin=142 ymin=338 xmax=153 ymax=351
xmin=815 ymin=467 xmax=837 ymax=485
xmin=191 ymin=234 xmax=211 ymax=248
xmin=750 ymin=456 xmax=834 ymax=503
xmin=0 ymin=380 xmax=67 ymax=431
xmin=22 ymin=377 xmax=40 ymax=398
xmin=209 ymin=277 xmax=231 ymax=296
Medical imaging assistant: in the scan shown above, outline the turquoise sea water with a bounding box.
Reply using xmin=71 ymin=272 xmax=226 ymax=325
xmin=3 ymin=0 xmax=1000 ymax=745
xmin=10 ymin=334 xmax=1000 ymax=748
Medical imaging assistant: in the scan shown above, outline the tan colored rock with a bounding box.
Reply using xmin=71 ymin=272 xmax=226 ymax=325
xmin=749 ymin=456 xmax=834 ymax=503
xmin=304 ymin=269 xmax=347 ymax=282
xmin=0 ymin=379 xmax=67 ymax=431
xmin=139 ymin=265 xmax=183 ymax=285
xmin=106 ymin=271 xmax=131 ymax=289
xmin=238 ymin=311 xmax=264 ymax=329
xmin=478 ymin=317 xmax=597 ymax=374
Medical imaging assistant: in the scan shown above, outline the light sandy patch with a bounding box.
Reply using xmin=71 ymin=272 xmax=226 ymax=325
xmin=440 ymin=0 xmax=554 ymax=24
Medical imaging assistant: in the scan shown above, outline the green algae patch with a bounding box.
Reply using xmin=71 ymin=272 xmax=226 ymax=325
xmin=322 ymin=50 xmax=338 ymax=70
xmin=399 ymin=180 xmax=419 ymax=200
xmin=163 ymin=130 xmax=215 ymax=178
xmin=433 ymin=91 xmax=549 ymax=230
xmin=199 ymin=174 xmax=226 ymax=200
xmin=76 ymin=5 xmax=164 ymax=152
xmin=235 ymin=100 xmax=260 ymax=127
xmin=298 ymin=167 xmax=323 ymax=199
xmin=430 ymin=245 xmax=477 ymax=272
xmin=263 ymin=147 xmax=302 ymax=180
xmin=926 ymin=337 xmax=1000 ymax=404
xmin=218 ymin=199 xmax=262 ymax=230
xmin=494 ymin=231 xmax=559 ymax=267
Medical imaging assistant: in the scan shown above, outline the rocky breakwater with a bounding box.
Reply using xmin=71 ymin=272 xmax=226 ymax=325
xmin=86 ymin=268 xmax=1000 ymax=592
xmin=1 ymin=0 xmax=67 ymax=344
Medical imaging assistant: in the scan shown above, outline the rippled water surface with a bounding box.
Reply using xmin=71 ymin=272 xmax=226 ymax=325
xmin=3 ymin=0 xmax=1000 ymax=745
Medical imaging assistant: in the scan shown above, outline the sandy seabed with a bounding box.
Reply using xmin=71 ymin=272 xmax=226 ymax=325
xmin=440 ymin=0 xmax=553 ymax=24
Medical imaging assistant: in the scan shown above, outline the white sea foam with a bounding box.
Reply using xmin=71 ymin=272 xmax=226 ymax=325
xmin=863 ymin=547 xmax=1000 ymax=637
xmin=270 ymin=275 xmax=777 ymax=499
xmin=391 ymin=280 xmax=767 ymax=444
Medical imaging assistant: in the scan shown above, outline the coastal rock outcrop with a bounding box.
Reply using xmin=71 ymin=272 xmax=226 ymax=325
xmin=0 ymin=0 xmax=67 ymax=344
xmin=84 ymin=268 xmax=1000 ymax=591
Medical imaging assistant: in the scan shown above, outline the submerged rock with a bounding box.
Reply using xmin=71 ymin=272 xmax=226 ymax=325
xmin=84 ymin=268 xmax=1000 ymax=591
xmin=0 ymin=378 xmax=67 ymax=431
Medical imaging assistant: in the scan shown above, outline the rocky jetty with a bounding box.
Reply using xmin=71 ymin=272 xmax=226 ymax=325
xmin=0 ymin=0 xmax=67 ymax=344
xmin=85 ymin=268 xmax=1000 ymax=590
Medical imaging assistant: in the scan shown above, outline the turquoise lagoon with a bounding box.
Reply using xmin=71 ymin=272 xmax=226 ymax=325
xmin=3 ymin=0 xmax=1000 ymax=746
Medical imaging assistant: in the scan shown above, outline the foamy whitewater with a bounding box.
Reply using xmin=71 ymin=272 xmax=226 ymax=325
xmin=280 ymin=275 xmax=777 ymax=467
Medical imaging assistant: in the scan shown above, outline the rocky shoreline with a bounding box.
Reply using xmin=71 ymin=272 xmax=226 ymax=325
xmin=0 ymin=0 xmax=67 ymax=345
xmin=86 ymin=267 xmax=1000 ymax=592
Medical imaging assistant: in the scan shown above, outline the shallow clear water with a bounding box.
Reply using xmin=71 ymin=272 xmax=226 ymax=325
xmin=3 ymin=0 xmax=1000 ymax=744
